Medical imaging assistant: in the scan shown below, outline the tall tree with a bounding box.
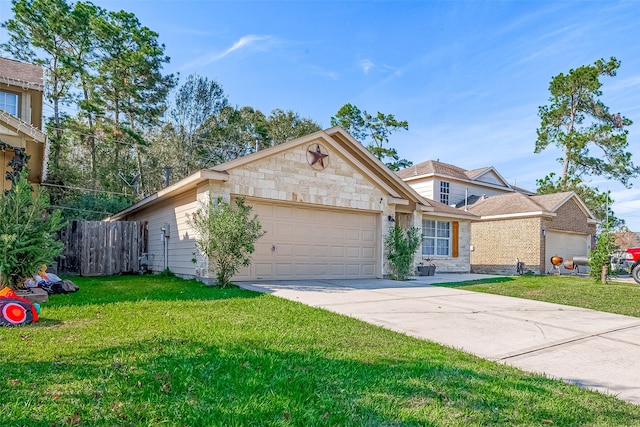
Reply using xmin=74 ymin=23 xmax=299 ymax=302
xmin=92 ymin=9 xmax=176 ymax=196
xmin=266 ymin=109 xmax=321 ymax=146
xmin=536 ymin=172 xmax=621 ymax=228
xmin=2 ymin=0 xmax=77 ymax=176
xmin=169 ymin=74 xmax=228 ymax=178
xmin=535 ymin=57 xmax=638 ymax=187
xmin=197 ymin=105 xmax=268 ymax=167
xmin=330 ymin=103 xmax=411 ymax=171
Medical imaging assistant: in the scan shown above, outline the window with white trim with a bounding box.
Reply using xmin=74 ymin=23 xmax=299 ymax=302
xmin=440 ymin=181 xmax=449 ymax=205
xmin=0 ymin=91 xmax=18 ymax=117
xmin=422 ymin=219 xmax=451 ymax=256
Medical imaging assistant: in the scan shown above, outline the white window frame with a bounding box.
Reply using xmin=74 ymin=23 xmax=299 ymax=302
xmin=0 ymin=90 xmax=18 ymax=117
xmin=440 ymin=181 xmax=450 ymax=205
xmin=422 ymin=219 xmax=451 ymax=257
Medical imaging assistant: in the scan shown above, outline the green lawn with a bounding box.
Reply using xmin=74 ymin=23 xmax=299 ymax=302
xmin=2 ymin=275 xmax=640 ymax=426
xmin=435 ymin=275 xmax=640 ymax=318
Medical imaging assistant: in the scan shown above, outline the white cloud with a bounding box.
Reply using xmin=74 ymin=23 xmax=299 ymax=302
xmin=359 ymin=59 xmax=374 ymax=74
xmin=178 ymin=35 xmax=275 ymax=71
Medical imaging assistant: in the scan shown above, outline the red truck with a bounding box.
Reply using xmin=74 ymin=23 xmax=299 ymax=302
xmin=625 ymin=247 xmax=640 ymax=283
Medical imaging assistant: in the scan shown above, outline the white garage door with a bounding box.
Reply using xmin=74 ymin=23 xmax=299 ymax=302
xmin=235 ymin=200 xmax=379 ymax=280
xmin=545 ymin=231 xmax=590 ymax=273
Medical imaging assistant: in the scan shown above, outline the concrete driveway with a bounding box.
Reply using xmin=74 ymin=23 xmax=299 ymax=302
xmin=237 ymin=274 xmax=640 ymax=405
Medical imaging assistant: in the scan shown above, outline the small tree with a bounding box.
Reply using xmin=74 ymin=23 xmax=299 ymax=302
xmin=188 ymin=197 xmax=265 ymax=287
xmin=385 ymin=226 xmax=421 ymax=281
xmin=589 ymin=223 xmax=615 ymax=283
xmin=0 ymin=171 xmax=65 ymax=289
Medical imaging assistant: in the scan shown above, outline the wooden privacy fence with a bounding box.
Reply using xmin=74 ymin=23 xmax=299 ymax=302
xmin=57 ymin=220 xmax=148 ymax=276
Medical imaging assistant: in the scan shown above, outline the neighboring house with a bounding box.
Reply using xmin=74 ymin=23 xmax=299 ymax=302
xmin=108 ymin=128 xmax=477 ymax=282
xmin=0 ymin=57 xmax=46 ymax=192
xmin=397 ymin=160 xmax=533 ymax=208
xmin=398 ymin=160 xmax=598 ymax=275
xmin=465 ymin=191 xmax=597 ymax=274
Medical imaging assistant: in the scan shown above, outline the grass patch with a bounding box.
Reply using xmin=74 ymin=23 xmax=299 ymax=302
xmin=434 ymin=275 xmax=640 ymax=318
xmin=1 ymin=275 xmax=639 ymax=426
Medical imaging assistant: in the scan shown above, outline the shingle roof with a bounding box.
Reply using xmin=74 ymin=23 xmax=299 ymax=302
xmin=397 ymin=160 xmax=474 ymax=180
xmin=0 ymin=57 xmax=44 ymax=90
xmin=465 ymin=192 xmax=545 ymax=216
xmin=465 ymin=191 xmax=589 ymax=218
xmin=530 ymin=191 xmax=574 ymax=212
xmin=397 ymin=160 xmax=504 ymax=182
xmin=425 ymin=197 xmax=479 ymax=218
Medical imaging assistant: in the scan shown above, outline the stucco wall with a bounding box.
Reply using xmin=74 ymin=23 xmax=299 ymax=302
xmin=470 ymin=217 xmax=544 ymax=274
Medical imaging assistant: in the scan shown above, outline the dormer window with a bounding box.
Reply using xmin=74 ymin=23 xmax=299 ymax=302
xmin=440 ymin=181 xmax=450 ymax=205
xmin=0 ymin=90 xmax=18 ymax=117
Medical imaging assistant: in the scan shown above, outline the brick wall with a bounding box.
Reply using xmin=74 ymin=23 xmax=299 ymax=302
xmin=542 ymin=198 xmax=596 ymax=236
xmin=470 ymin=217 xmax=543 ymax=274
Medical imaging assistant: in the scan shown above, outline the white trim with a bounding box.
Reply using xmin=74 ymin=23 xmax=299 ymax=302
xmin=0 ymin=109 xmax=45 ymax=143
xmin=426 ymin=211 xmax=476 ymax=221
xmin=106 ymin=170 xmax=228 ymax=221
xmin=470 ymin=166 xmax=511 ymax=188
xmin=479 ymin=211 xmax=556 ymax=220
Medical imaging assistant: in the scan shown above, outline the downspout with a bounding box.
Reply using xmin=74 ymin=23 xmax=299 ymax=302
xmin=161 ymin=223 xmax=170 ymax=271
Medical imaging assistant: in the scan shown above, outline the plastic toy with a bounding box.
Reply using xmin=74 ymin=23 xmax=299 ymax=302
xmin=0 ymin=287 xmax=39 ymax=326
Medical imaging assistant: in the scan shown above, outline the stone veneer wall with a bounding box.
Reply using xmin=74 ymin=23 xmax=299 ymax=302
xmin=419 ymin=215 xmax=472 ymax=273
xmin=196 ymin=140 xmax=397 ymax=280
xmin=470 ymin=217 xmax=543 ymax=274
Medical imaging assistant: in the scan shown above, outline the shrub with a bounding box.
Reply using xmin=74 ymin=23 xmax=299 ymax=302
xmin=589 ymin=223 xmax=616 ymax=283
xmin=188 ymin=197 xmax=265 ymax=287
xmin=385 ymin=226 xmax=421 ymax=281
xmin=0 ymin=171 xmax=65 ymax=289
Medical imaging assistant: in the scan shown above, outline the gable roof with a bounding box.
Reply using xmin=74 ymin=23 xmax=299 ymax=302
xmin=397 ymin=159 xmax=534 ymax=194
xmin=397 ymin=160 xmax=470 ymax=181
xmin=465 ymin=190 xmax=597 ymax=221
xmin=109 ymin=128 xmax=479 ymax=221
xmin=0 ymin=57 xmax=44 ymax=91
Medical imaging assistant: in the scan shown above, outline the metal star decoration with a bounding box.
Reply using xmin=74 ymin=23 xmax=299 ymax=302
xmin=308 ymin=144 xmax=329 ymax=169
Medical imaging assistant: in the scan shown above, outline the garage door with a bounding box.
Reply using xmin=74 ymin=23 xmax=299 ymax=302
xmin=545 ymin=231 xmax=590 ymax=273
xmin=235 ymin=200 xmax=379 ymax=280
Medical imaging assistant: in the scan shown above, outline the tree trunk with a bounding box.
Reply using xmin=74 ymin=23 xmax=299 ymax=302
xmin=601 ymin=263 xmax=608 ymax=284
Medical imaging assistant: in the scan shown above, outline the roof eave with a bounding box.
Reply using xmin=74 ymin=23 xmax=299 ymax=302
xmin=477 ymin=211 xmax=555 ymax=220
xmin=106 ymin=170 xmax=229 ymax=221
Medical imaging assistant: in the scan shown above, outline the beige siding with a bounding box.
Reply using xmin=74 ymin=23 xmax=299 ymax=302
xmin=407 ymin=179 xmax=435 ymax=200
xmin=475 ymin=170 xmax=506 ymax=186
xmin=408 ymin=177 xmax=513 ymax=207
xmin=127 ymin=191 xmax=199 ymax=277
xmin=447 ymin=182 xmax=509 ymax=206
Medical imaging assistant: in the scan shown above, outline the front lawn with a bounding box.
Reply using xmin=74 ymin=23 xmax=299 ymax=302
xmin=436 ymin=275 xmax=640 ymax=318
xmin=2 ymin=275 xmax=640 ymax=426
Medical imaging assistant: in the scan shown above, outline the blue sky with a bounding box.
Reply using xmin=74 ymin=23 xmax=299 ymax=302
xmin=2 ymin=1 xmax=640 ymax=228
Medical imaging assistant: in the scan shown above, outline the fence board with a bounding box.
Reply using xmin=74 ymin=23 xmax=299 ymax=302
xmin=57 ymin=220 xmax=148 ymax=276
